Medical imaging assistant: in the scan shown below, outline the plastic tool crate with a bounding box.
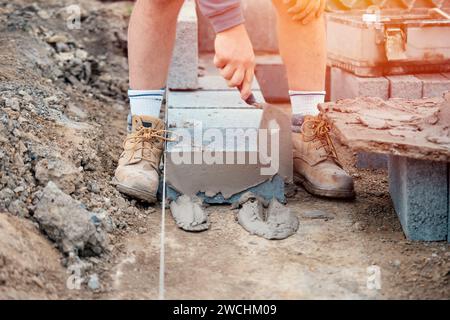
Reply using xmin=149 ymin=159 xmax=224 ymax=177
xmin=326 ymin=8 xmax=450 ymax=76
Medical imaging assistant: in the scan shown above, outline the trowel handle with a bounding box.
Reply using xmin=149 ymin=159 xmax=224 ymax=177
xmin=244 ymin=92 xmax=258 ymax=106
xmin=237 ymin=84 xmax=258 ymax=107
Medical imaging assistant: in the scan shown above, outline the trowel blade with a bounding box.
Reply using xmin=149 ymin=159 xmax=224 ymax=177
xmin=242 ymin=91 xmax=293 ymax=183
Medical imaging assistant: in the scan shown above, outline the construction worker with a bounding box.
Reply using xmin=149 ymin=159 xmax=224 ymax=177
xmin=114 ymin=0 xmax=355 ymax=203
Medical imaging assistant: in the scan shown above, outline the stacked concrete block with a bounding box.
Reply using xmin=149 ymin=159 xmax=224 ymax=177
xmin=168 ymin=0 xmax=198 ymax=90
xmin=330 ymin=67 xmax=389 ymax=101
xmin=387 ymin=75 xmax=423 ymax=99
xmin=415 ymin=74 xmax=450 ymax=99
xmin=388 ymin=155 xmax=448 ymax=241
xmin=330 ymin=69 xmax=450 ymax=101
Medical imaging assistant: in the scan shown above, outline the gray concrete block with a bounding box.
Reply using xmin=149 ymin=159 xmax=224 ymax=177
xmin=166 ymin=90 xmax=292 ymax=201
xmin=198 ymin=75 xmax=260 ymax=91
xmin=168 ymin=0 xmax=198 ymax=90
xmin=356 ymin=152 xmax=388 ymax=170
xmin=415 ymin=74 xmax=450 ymax=98
xmin=387 ymin=75 xmax=423 ymax=99
xmin=168 ymin=108 xmax=263 ymax=129
xmin=168 ymin=90 xmax=265 ymax=109
xmin=330 ymin=68 xmax=389 ymax=101
xmin=254 ymin=55 xmax=290 ymax=103
xmin=388 ymin=155 xmax=448 ymax=241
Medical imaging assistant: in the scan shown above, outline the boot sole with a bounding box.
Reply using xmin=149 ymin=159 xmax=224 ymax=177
xmin=116 ymin=182 xmax=157 ymax=204
xmin=294 ymin=173 xmax=355 ymax=199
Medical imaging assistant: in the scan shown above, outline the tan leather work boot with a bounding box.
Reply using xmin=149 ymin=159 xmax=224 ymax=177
xmin=292 ymin=114 xmax=355 ymax=199
xmin=114 ymin=115 xmax=167 ymax=203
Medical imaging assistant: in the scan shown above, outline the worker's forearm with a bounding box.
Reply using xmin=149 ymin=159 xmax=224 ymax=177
xmin=197 ymin=0 xmax=244 ymax=33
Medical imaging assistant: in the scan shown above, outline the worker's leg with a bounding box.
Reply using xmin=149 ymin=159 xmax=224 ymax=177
xmin=272 ymin=0 xmax=326 ymax=116
xmin=115 ymin=0 xmax=184 ymax=203
xmin=271 ymin=0 xmax=326 ymax=91
xmin=272 ymin=0 xmax=354 ymax=199
xmin=129 ymin=0 xmax=184 ymax=90
xmin=127 ymin=0 xmax=183 ymax=117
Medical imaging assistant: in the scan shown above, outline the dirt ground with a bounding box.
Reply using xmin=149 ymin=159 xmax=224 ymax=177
xmin=0 ymin=0 xmax=448 ymax=300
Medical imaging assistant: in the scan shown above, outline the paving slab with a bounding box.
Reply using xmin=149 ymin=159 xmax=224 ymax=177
xmin=320 ymin=96 xmax=450 ymax=162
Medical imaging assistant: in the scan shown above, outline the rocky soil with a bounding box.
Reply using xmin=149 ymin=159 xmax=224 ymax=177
xmin=0 ymin=0 xmax=156 ymax=298
xmin=0 ymin=0 xmax=448 ymax=300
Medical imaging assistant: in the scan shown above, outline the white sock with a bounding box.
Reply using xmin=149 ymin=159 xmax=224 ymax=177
xmin=289 ymin=90 xmax=326 ymax=117
xmin=128 ymin=89 xmax=165 ymax=118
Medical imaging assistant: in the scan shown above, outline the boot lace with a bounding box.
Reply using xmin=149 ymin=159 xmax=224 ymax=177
xmin=301 ymin=115 xmax=342 ymax=167
xmin=124 ymin=127 xmax=175 ymax=166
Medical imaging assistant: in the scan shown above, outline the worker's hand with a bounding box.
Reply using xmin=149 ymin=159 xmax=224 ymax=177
xmin=214 ymin=24 xmax=255 ymax=100
xmin=283 ymin=0 xmax=326 ymax=24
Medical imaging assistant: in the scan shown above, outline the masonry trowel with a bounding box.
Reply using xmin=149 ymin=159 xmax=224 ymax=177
xmin=238 ymin=87 xmax=293 ymax=184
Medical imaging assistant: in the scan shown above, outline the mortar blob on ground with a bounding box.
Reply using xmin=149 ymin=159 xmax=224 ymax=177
xmin=169 ymin=195 xmax=210 ymax=232
xmin=237 ymin=196 xmax=299 ymax=240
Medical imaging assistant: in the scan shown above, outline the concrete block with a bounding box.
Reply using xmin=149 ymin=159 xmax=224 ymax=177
xmin=168 ymin=90 xmax=265 ymax=109
xmin=254 ymin=55 xmax=290 ymax=103
xmin=387 ymin=75 xmax=423 ymax=99
xmin=166 ymin=90 xmax=292 ymax=201
xmin=388 ymin=155 xmax=448 ymax=241
xmin=330 ymin=67 xmax=389 ymax=101
xmin=198 ymin=75 xmax=260 ymax=91
xmin=168 ymin=108 xmax=263 ymax=129
xmin=168 ymin=0 xmax=198 ymax=90
xmin=356 ymin=152 xmax=388 ymax=170
xmin=197 ymin=0 xmax=278 ymax=53
xmin=415 ymin=74 xmax=450 ymax=98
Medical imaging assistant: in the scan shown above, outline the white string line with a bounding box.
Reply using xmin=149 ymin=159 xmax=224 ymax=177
xmin=158 ymin=96 xmax=169 ymax=300
xmin=158 ymin=151 xmax=167 ymax=300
